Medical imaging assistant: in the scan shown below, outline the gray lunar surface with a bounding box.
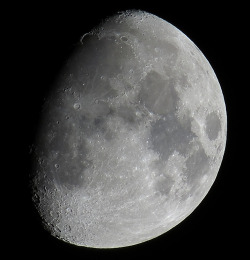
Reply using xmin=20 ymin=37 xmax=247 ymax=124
xmin=31 ymin=10 xmax=227 ymax=248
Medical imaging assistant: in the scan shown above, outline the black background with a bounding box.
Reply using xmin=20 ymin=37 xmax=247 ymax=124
xmin=7 ymin=1 xmax=246 ymax=259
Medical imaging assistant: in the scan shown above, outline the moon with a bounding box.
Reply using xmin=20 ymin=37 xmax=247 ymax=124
xmin=31 ymin=10 xmax=227 ymax=248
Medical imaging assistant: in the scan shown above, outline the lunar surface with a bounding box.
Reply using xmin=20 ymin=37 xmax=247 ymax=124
xmin=31 ymin=10 xmax=227 ymax=248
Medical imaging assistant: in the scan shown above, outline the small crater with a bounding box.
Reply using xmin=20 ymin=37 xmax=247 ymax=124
xmin=32 ymin=194 xmax=40 ymax=204
xmin=121 ymin=36 xmax=128 ymax=42
xmin=66 ymin=208 xmax=71 ymax=213
xmin=64 ymin=225 xmax=71 ymax=232
xmin=73 ymin=103 xmax=81 ymax=110
xmin=38 ymin=157 xmax=44 ymax=165
xmin=205 ymin=112 xmax=221 ymax=140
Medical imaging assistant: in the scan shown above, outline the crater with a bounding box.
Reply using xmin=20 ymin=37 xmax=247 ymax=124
xmin=205 ymin=112 xmax=221 ymax=140
xmin=121 ymin=36 xmax=128 ymax=42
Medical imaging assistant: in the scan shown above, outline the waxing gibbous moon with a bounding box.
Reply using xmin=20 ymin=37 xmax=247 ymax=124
xmin=31 ymin=10 xmax=227 ymax=248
